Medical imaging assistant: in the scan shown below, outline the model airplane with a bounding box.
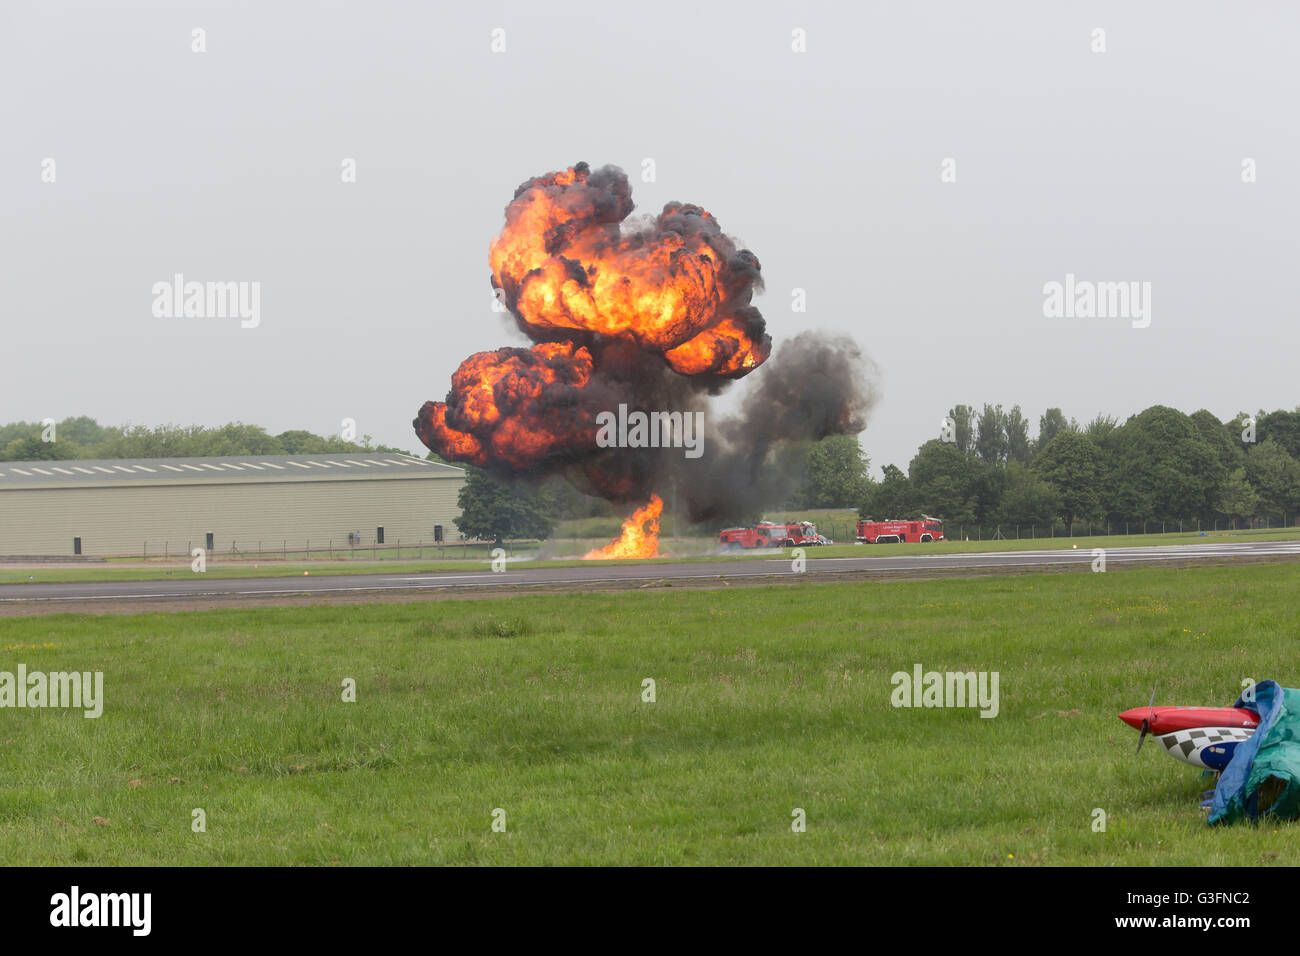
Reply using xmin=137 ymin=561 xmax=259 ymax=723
xmin=1123 ymin=681 xmax=1300 ymax=823
xmin=1118 ymin=686 xmax=1259 ymax=772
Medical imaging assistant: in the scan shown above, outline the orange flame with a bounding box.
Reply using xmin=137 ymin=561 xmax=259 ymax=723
xmin=489 ymin=164 xmax=770 ymax=377
xmin=583 ymin=495 xmax=663 ymax=559
xmin=662 ymin=316 xmax=767 ymax=376
xmin=414 ymin=162 xmax=771 ymax=497
xmin=414 ymin=342 xmax=594 ymax=470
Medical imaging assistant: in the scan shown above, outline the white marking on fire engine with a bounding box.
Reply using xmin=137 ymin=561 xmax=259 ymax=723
xmin=595 ymin=404 xmax=703 ymax=459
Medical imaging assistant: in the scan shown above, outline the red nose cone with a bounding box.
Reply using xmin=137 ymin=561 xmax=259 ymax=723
xmin=1118 ymin=708 xmax=1148 ymax=731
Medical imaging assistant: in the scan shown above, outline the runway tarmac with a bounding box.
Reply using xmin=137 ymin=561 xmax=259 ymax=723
xmin=3 ymin=538 xmax=1298 ymax=609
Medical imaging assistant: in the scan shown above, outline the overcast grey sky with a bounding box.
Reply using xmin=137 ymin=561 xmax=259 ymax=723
xmin=3 ymin=0 xmax=1297 ymax=474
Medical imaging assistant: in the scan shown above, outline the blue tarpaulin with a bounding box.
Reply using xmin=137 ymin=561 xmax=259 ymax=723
xmin=1209 ymin=680 xmax=1300 ymax=825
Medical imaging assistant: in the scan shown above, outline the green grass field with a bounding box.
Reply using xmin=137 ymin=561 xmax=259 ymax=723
xmin=2 ymin=560 xmax=1298 ymax=864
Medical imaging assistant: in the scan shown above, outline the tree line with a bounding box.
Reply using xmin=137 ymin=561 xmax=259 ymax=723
xmin=862 ymin=404 xmax=1300 ymax=533
xmin=0 ymin=417 xmax=410 ymax=461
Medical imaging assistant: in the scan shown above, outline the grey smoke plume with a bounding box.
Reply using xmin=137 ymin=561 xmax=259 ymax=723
xmin=674 ymin=331 xmax=879 ymax=524
xmin=574 ymin=330 xmax=879 ymax=524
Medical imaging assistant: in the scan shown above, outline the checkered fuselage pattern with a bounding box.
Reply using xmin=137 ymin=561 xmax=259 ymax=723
xmin=1157 ymin=727 xmax=1255 ymax=771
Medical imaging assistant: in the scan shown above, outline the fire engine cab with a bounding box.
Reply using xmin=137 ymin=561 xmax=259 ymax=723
xmin=856 ymin=518 xmax=944 ymax=543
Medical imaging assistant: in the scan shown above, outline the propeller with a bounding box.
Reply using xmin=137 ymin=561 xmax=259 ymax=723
xmin=1136 ymin=683 xmax=1157 ymax=754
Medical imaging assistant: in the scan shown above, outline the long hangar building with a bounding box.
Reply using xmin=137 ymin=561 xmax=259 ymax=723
xmin=0 ymin=454 xmax=466 ymax=557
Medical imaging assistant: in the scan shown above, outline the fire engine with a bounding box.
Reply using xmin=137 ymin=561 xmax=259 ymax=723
xmin=856 ymin=517 xmax=944 ymax=543
xmin=718 ymin=521 xmax=822 ymax=549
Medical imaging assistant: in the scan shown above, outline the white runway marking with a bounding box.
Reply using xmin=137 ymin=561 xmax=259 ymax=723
xmin=390 ymin=575 xmax=496 ymax=582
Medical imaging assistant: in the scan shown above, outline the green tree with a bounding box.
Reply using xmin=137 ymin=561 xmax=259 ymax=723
xmin=975 ymin=403 xmax=1008 ymax=465
xmin=1258 ymin=408 xmax=1300 ymax=460
xmin=55 ymin=416 xmax=107 ymax=447
xmin=1106 ymin=406 xmax=1225 ymax=522
xmin=453 ymin=467 xmax=554 ymax=541
xmin=1032 ymin=430 xmax=1102 ymax=531
xmin=1035 ymin=408 xmax=1072 ymax=455
xmin=1 ymin=436 xmax=77 ymax=461
xmin=970 ymin=460 xmax=1003 ymax=524
xmin=997 ymin=460 xmax=1059 ymax=529
xmin=276 ymin=430 xmax=324 ymax=454
xmin=946 ymin=404 xmax=976 ymax=456
xmin=803 ymin=435 xmax=871 ymax=508
xmin=1245 ymin=439 xmax=1300 ymax=525
xmin=0 ymin=421 xmax=39 ymax=446
xmin=92 ymin=424 xmax=199 ymax=458
xmin=1189 ymin=409 xmax=1242 ymax=476
xmin=922 ymin=475 xmax=976 ymax=527
xmin=1084 ymin=414 xmax=1118 ymax=443
xmin=864 ymin=464 xmax=916 ymax=519
xmin=1220 ymin=467 xmax=1260 ymax=528
xmin=192 ymin=423 xmax=284 ymax=456
xmin=0 ymin=417 xmax=413 ymax=460
xmin=1005 ymin=405 xmax=1032 ymax=464
xmin=909 ymin=439 xmax=980 ymax=525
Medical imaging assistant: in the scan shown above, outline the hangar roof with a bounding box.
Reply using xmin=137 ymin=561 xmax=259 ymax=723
xmin=0 ymin=454 xmax=465 ymax=489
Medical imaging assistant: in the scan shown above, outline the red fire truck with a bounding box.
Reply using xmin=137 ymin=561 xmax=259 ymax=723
xmin=855 ymin=518 xmax=944 ymax=543
xmin=718 ymin=521 xmax=822 ymax=549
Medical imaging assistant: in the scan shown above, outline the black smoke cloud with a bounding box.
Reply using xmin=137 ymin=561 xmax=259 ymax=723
xmin=676 ymin=331 xmax=878 ymax=524
xmin=572 ymin=331 xmax=879 ymax=525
